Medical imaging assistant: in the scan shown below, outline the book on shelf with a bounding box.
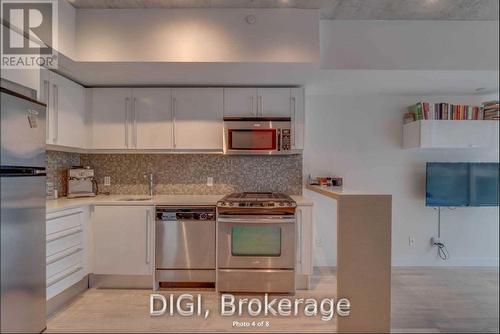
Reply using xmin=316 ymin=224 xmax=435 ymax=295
xmin=406 ymin=102 xmax=482 ymax=121
xmin=481 ymin=100 xmax=499 ymax=120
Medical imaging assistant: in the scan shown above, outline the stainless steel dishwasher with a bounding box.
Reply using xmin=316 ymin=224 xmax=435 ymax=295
xmin=155 ymin=206 xmax=216 ymax=288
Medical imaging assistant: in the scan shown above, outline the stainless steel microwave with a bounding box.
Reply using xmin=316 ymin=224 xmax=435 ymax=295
xmin=223 ymin=117 xmax=292 ymax=155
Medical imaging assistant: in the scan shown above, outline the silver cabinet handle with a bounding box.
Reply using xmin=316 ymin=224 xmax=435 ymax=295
xmin=43 ymin=80 xmax=50 ymax=141
xmin=46 ymin=246 xmax=83 ymax=265
xmin=172 ymin=97 xmax=177 ymax=148
xmin=46 ymin=227 xmax=83 ymax=242
xmin=250 ymin=95 xmax=255 ymax=115
xmin=291 ymin=96 xmax=296 ymax=147
xmin=125 ymin=97 xmax=130 ymax=148
xmin=133 ymin=97 xmax=137 ymax=148
xmin=297 ymin=208 xmax=303 ymax=264
xmin=217 ymin=217 xmax=295 ymax=224
xmin=258 ymin=95 xmax=263 ymax=116
xmin=47 ymin=265 xmax=82 ymax=287
xmin=145 ymin=210 xmax=150 ymax=264
xmin=52 ymin=84 xmax=58 ymax=142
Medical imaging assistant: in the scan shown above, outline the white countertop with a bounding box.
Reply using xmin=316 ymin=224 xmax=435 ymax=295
xmin=47 ymin=194 xmax=313 ymax=213
xmin=305 ymin=184 xmax=391 ymax=200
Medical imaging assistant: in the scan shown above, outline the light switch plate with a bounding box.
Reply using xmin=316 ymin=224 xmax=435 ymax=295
xmin=207 ymin=177 xmax=214 ymax=187
xmin=104 ymin=176 xmax=111 ymax=186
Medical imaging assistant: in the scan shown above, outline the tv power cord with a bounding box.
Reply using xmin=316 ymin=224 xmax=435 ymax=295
xmin=432 ymin=207 xmax=450 ymax=261
xmin=431 ymin=237 xmax=450 ymax=260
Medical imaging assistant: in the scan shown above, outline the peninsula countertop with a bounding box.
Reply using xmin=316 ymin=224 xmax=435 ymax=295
xmin=47 ymin=194 xmax=313 ymax=213
xmin=305 ymin=184 xmax=391 ymax=200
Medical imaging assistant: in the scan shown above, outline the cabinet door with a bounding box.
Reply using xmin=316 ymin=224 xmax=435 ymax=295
xmin=172 ymin=88 xmax=223 ymax=150
xmin=296 ymin=205 xmax=313 ymax=275
xmin=133 ymin=88 xmax=173 ymax=149
xmin=40 ymin=69 xmax=55 ymax=144
xmin=224 ymin=88 xmax=257 ymax=117
xmin=257 ymin=88 xmax=291 ymax=117
xmin=92 ymin=206 xmax=153 ymax=275
xmin=291 ymin=88 xmax=305 ymax=150
xmin=51 ymin=72 xmax=87 ymax=148
xmin=91 ymin=88 xmax=132 ymax=149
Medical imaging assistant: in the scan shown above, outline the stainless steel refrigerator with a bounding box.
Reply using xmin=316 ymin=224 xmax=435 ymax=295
xmin=1 ymin=85 xmax=47 ymax=332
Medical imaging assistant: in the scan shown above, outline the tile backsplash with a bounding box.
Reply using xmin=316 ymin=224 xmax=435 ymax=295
xmin=46 ymin=151 xmax=81 ymax=196
xmin=79 ymin=154 xmax=303 ymax=195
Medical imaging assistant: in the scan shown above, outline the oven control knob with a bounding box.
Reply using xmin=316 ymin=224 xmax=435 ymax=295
xmin=279 ymin=202 xmax=284 ymax=206
xmin=228 ymin=202 xmax=234 ymax=206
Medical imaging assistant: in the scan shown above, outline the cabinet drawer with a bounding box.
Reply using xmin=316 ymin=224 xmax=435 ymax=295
xmin=46 ymin=229 xmax=83 ymax=257
xmin=46 ymin=264 xmax=85 ymax=300
xmin=47 ymin=210 xmax=82 ymax=235
xmin=47 ymin=246 xmax=83 ymax=279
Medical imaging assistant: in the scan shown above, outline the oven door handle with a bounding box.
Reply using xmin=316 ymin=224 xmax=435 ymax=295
xmin=217 ymin=217 xmax=295 ymax=224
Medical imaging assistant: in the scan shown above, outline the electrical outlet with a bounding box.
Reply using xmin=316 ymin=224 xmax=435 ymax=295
xmin=431 ymin=237 xmax=443 ymax=246
xmin=409 ymin=236 xmax=415 ymax=246
xmin=207 ymin=177 xmax=213 ymax=187
xmin=104 ymin=176 xmax=111 ymax=186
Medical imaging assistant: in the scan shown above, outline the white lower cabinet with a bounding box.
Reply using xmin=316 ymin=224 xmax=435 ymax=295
xmin=291 ymin=87 xmax=305 ymax=150
xmin=46 ymin=207 xmax=89 ymax=300
xmin=296 ymin=204 xmax=313 ymax=280
xmin=92 ymin=206 xmax=154 ymax=276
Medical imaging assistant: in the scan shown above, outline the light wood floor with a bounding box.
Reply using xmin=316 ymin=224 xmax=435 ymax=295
xmin=47 ymin=267 xmax=499 ymax=333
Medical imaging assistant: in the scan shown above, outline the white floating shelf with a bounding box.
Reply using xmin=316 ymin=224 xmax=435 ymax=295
xmin=403 ymin=120 xmax=499 ymax=149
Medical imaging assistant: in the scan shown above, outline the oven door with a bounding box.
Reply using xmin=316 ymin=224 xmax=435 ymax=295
xmin=217 ymin=215 xmax=295 ymax=269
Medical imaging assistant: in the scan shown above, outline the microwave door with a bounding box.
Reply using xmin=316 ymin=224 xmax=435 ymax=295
xmin=228 ymin=129 xmax=277 ymax=151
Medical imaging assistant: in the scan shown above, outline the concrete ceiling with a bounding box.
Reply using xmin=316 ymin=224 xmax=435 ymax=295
xmin=68 ymin=0 xmax=499 ymax=20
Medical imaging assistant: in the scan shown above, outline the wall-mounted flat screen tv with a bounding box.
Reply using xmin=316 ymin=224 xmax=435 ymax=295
xmin=426 ymin=162 xmax=499 ymax=207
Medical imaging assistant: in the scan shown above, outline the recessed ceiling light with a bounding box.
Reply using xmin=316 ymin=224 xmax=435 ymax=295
xmin=245 ymin=15 xmax=256 ymax=25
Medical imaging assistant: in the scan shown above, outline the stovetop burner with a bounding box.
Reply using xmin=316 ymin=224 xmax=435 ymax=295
xmin=217 ymin=192 xmax=296 ymax=208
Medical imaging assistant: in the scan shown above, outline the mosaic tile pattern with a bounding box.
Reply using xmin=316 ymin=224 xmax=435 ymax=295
xmin=80 ymin=154 xmax=303 ymax=195
xmin=46 ymin=151 xmax=81 ymax=196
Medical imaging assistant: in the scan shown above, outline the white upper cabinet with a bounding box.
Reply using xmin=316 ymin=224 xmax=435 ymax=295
xmin=291 ymin=87 xmax=305 ymax=150
xmin=403 ymin=120 xmax=499 ymax=149
xmin=39 ymin=69 xmax=55 ymax=144
xmin=51 ymin=73 xmax=87 ymax=148
xmin=172 ymin=88 xmax=224 ymax=150
xmin=224 ymin=88 xmax=292 ymax=118
xmin=224 ymin=88 xmax=258 ymax=117
xmin=133 ymin=88 xmax=173 ymax=150
xmin=257 ymin=88 xmax=291 ymax=117
xmin=40 ymin=70 xmax=87 ymax=148
xmin=91 ymin=88 xmax=132 ymax=149
xmin=88 ymin=86 xmax=301 ymax=152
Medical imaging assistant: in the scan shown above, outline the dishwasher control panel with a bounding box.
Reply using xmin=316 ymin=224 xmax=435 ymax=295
xmin=156 ymin=207 xmax=215 ymax=221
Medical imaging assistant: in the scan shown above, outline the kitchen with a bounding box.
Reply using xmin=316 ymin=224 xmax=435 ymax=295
xmin=1 ymin=1 xmax=498 ymax=333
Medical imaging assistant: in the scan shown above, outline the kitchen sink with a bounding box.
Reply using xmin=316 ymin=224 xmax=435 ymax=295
xmin=117 ymin=197 xmax=153 ymax=201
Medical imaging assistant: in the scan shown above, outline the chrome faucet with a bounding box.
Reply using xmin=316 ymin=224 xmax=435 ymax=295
xmin=144 ymin=173 xmax=155 ymax=196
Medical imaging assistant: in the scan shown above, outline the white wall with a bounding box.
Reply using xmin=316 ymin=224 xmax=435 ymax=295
xmin=321 ymin=20 xmax=499 ymax=70
xmin=75 ymin=8 xmax=319 ymax=63
xmin=304 ymin=93 xmax=499 ymax=267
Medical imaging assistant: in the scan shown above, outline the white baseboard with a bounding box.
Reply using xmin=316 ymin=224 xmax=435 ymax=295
xmin=315 ymin=256 xmax=499 ymax=267
xmin=392 ymin=257 xmax=499 ymax=267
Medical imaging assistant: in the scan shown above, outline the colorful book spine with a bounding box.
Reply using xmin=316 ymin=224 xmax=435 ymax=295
xmin=406 ymin=102 xmax=484 ymax=121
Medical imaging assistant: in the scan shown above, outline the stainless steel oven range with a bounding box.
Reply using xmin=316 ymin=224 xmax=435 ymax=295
xmin=217 ymin=192 xmax=296 ymax=293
